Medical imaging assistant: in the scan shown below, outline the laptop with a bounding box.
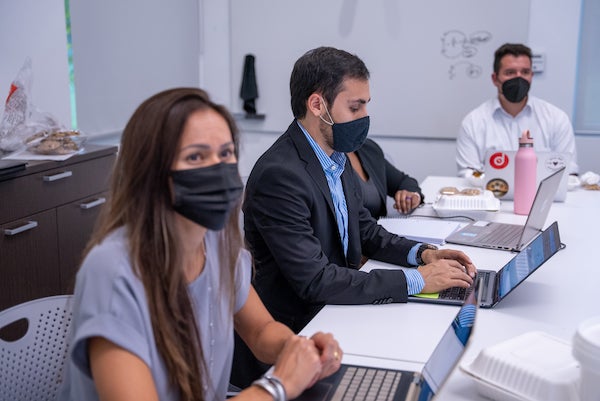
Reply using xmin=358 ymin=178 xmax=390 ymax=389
xmin=483 ymin=149 xmax=571 ymax=202
xmin=293 ymin=288 xmax=479 ymax=401
xmin=445 ymin=166 xmax=565 ymax=251
xmin=410 ymin=221 xmax=561 ymax=308
xmin=0 ymin=159 xmax=26 ymax=179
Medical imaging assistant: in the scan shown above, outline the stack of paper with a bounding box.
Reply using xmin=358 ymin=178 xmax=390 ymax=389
xmin=378 ymin=218 xmax=465 ymax=245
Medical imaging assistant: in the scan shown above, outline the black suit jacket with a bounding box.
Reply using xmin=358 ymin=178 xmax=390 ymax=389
xmin=243 ymin=121 xmax=420 ymax=332
xmin=355 ymin=138 xmax=425 ymax=218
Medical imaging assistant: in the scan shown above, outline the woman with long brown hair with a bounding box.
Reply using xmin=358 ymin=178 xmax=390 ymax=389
xmin=60 ymin=87 xmax=341 ymax=401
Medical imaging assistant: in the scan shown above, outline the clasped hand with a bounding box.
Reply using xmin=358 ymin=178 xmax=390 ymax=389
xmin=272 ymin=332 xmax=341 ymax=399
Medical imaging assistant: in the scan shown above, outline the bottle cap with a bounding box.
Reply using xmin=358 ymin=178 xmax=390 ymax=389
xmin=519 ymin=130 xmax=534 ymax=145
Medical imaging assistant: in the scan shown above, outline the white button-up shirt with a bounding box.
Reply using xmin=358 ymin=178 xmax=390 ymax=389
xmin=456 ymin=96 xmax=579 ymax=177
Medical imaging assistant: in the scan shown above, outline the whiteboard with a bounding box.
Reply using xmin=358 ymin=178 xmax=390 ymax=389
xmin=230 ymin=0 xmax=530 ymax=138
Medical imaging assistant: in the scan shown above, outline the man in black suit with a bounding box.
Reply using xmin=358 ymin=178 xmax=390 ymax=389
xmin=231 ymin=46 xmax=476 ymax=387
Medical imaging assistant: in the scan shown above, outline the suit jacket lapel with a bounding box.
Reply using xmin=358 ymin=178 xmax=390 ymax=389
xmin=341 ymin=164 xmax=361 ymax=267
xmin=288 ymin=121 xmax=336 ymax=215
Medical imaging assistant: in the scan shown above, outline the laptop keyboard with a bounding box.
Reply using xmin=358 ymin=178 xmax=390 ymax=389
xmin=439 ymin=286 xmax=467 ymax=300
xmin=331 ymin=366 xmax=402 ymax=401
xmin=440 ymin=271 xmax=491 ymax=301
xmin=477 ymin=224 xmax=522 ymax=246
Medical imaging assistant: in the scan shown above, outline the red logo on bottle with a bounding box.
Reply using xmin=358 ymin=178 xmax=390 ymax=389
xmin=489 ymin=152 xmax=509 ymax=169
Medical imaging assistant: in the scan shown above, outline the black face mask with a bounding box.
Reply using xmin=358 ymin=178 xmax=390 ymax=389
xmin=330 ymin=116 xmax=370 ymax=153
xmin=320 ymin=97 xmax=370 ymax=153
xmin=170 ymin=163 xmax=243 ymax=230
xmin=501 ymin=77 xmax=530 ymax=103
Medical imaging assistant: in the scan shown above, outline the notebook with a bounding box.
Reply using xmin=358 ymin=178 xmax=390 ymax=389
xmin=293 ymin=288 xmax=478 ymax=401
xmin=410 ymin=221 xmax=561 ymax=308
xmin=444 ymin=166 xmax=564 ymax=251
xmin=483 ymin=149 xmax=571 ymax=202
xmin=378 ymin=218 xmax=464 ymax=246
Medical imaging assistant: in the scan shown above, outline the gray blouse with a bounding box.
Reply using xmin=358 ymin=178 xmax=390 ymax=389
xmin=357 ymin=176 xmax=383 ymax=218
xmin=59 ymin=228 xmax=251 ymax=401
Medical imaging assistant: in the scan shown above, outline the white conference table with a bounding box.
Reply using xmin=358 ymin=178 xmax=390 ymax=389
xmin=299 ymin=176 xmax=600 ymax=400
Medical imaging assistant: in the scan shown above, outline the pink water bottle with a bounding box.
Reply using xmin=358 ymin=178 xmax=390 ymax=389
xmin=514 ymin=130 xmax=537 ymax=215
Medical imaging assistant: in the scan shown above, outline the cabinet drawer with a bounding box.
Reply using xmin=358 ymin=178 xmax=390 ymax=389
xmin=0 ymin=209 xmax=60 ymax=311
xmin=0 ymin=153 xmax=116 ymax=224
xmin=57 ymin=191 xmax=108 ymax=293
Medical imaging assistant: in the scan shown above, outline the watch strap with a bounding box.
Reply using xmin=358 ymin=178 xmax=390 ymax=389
xmin=416 ymin=243 xmax=438 ymax=266
xmin=252 ymin=373 xmax=287 ymax=401
xmin=253 ymin=377 xmax=278 ymax=400
xmin=264 ymin=374 xmax=287 ymax=401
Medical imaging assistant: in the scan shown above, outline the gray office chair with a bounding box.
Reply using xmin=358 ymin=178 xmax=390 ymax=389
xmin=0 ymin=295 xmax=74 ymax=401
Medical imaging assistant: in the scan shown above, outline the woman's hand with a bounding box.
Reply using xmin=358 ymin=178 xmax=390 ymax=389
xmin=272 ymin=335 xmax=322 ymax=399
xmin=271 ymin=332 xmax=343 ymax=398
xmin=310 ymin=332 xmax=342 ymax=380
xmin=393 ymin=190 xmax=421 ymax=214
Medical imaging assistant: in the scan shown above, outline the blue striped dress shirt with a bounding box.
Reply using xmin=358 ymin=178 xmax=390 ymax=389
xmin=297 ymin=121 xmax=425 ymax=295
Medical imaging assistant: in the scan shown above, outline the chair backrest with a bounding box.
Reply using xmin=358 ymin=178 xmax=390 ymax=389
xmin=0 ymin=295 xmax=74 ymax=401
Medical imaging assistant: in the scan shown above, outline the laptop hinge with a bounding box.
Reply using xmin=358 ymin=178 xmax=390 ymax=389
xmin=489 ymin=271 xmax=500 ymax=305
xmin=404 ymin=373 xmax=422 ymax=401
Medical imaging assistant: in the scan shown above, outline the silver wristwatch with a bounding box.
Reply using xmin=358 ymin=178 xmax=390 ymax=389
xmin=252 ymin=373 xmax=287 ymax=401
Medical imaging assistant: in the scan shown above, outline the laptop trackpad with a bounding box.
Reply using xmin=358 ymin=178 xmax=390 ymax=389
xmin=473 ymin=221 xmax=491 ymax=227
xmin=293 ymin=382 xmax=333 ymax=401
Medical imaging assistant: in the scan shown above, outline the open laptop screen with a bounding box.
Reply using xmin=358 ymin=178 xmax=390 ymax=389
xmin=419 ymin=288 xmax=478 ymax=399
xmin=497 ymin=221 xmax=561 ymax=299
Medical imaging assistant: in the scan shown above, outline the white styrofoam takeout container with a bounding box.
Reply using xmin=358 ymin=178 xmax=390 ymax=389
xmin=461 ymin=331 xmax=580 ymax=401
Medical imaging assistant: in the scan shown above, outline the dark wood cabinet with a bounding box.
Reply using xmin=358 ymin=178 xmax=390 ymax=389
xmin=0 ymin=145 xmax=117 ymax=311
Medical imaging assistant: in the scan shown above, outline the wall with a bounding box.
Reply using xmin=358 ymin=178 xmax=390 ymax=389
xmin=201 ymin=0 xmax=598 ymax=181
xmin=0 ymin=0 xmax=71 ymax=129
xmin=5 ymin=1 xmax=595 ymax=178
xmin=69 ymin=0 xmax=201 ymax=137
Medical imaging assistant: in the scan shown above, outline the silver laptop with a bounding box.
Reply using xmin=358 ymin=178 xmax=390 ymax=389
xmin=410 ymin=221 xmax=562 ymax=307
xmin=445 ymin=167 xmax=565 ymax=251
xmin=293 ymin=289 xmax=478 ymax=401
xmin=483 ymin=149 xmax=571 ymax=202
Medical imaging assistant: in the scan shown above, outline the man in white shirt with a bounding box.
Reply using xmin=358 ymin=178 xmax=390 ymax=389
xmin=456 ymin=43 xmax=579 ymax=177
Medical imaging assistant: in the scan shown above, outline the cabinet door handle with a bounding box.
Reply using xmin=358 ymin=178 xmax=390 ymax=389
xmin=80 ymin=197 xmax=107 ymax=210
xmin=4 ymin=221 xmax=38 ymax=236
xmin=43 ymin=170 xmax=73 ymax=182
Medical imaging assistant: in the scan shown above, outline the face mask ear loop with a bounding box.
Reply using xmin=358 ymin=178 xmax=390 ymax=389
xmin=318 ymin=96 xmax=334 ymax=126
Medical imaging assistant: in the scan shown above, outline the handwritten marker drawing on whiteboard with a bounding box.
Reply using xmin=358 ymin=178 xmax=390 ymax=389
xmin=441 ymin=30 xmax=492 ymax=79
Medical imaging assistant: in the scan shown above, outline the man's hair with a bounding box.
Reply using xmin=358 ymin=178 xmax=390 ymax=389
xmin=290 ymin=46 xmax=370 ymax=119
xmin=493 ymin=43 xmax=532 ymax=74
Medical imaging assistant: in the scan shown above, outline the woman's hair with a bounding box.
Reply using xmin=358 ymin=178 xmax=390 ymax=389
xmin=85 ymin=87 xmax=242 ymax=401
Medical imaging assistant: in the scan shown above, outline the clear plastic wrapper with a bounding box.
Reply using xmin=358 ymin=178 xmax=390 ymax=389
xmin=24 ymin=130 xmax=85 ymax=155
xmin=0 ymin=58 xmax=65 ymax=152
